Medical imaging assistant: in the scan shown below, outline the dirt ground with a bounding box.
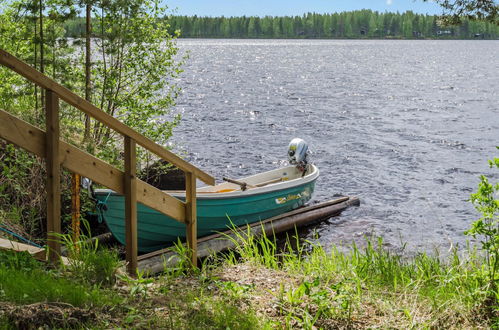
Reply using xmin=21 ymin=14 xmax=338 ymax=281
xmin=0 ymin=302 xmax=96 ymax=329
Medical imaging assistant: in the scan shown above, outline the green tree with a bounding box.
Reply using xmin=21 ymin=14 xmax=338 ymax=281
xmin=282 ymin=16 xmax=294 ymax=37
xmin=85 ymin=0 xmax=182 ymax=164
xmin=261 ymin=16 xmax=273 ymax=36
xmin=272 ymin=17 xmax=282 ymax=37
xmin=63 ymin=10 xmax=499 ymax=40
xmin=247 ymin=17 xmax=258 ymax=37
xmin=0 ymin=0 xmax=184 ymax=237
xmin=221 ymin=19 xmax=230 ymax=37
xmin=368 ymin=12 xmax=377 ymax=37
xmin=1 ymin=0 xmax=183 ymax=163
xmin=0 ymin=0 xmax=77 ymax=123
xmin=425 ymin=0 xmax=498 ymax=25
xmin=403 ymin=12 xmax=414 ymax=38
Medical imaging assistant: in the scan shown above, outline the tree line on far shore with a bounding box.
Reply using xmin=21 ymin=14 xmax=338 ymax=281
xmin=65 ymin=10 xmax=499 ymax=39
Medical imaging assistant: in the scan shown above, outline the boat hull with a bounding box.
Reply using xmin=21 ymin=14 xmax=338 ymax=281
xmin=94 ymin=166 xmax=318 ymax=252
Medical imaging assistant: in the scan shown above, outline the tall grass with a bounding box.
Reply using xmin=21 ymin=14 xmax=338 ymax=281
xmin=220 ymin=226 xmax=496 ymax=327
xmin=222 ymin=225 xmax=280 ymax=269
xmin=55 ymin=220 xmax=121 ymax=286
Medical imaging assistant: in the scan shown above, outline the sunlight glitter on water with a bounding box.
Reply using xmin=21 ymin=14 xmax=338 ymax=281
xmin=169 ymin=39 xmax=499 ymax=253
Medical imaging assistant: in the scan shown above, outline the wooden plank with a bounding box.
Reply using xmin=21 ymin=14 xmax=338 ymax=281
xmin=0 ymin=109 xmax=44 ymax=156
xmin=0 ymin=237 xmax=44 ymax=255
xmin=138 ymin=197 xmax=361 ymax=274
xmin=0 ymin=238 xmax=71 ymax=265
xmin=0 ymin=49 xmax=215 ymax=186
xmin=138 ymin=196 xmax=353 ymax=261
xmin=135 ymin=181 xmax=185 ymax=222
xmin=124 ymin=136 xmax=138 ymax=274
xmin=185 ymin=172 xmax=197 ymax=267
xmin=59 ymin=143 xmax=124 ymax=197
xmin=45 ymin=90 xmax=61 ymax=263
xmin=71 ymin=173 xmax=81 ymax=246
xmin=192 ymin=196 xmax=354 ymax=243
xmin=0 ymin=109 xmax=186 ymax=223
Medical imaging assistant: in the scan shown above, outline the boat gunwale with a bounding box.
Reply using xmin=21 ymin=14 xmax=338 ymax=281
xmin=94 ymin=164 xmax=319 ymax=200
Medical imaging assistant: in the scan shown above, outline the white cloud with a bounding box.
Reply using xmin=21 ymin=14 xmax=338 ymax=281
xmin=386 ymin=0 xmax=393 ymax=5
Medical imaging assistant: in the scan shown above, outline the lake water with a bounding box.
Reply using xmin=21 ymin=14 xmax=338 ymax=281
xmin=169 ymin=39 xmax=499 ymax=253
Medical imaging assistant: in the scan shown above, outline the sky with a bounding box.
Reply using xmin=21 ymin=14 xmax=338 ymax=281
xmin=164 ymin=0 xmax=444 ymax=17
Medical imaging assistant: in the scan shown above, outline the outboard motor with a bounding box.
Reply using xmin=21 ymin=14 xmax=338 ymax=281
xmin=287 ymin=138 xmax=309 ymax=173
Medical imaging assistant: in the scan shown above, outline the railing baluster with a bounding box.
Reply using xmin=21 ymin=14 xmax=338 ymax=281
xmin=45 ymin=89 xmax=61 ymax=262
xmin=185 ymin=172 xmax=197 ymax=267
xmin=124 ymin=136 xmax=138 ymax=274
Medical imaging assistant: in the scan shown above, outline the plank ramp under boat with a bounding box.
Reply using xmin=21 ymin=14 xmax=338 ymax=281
xmin=137 ymin=196 xmax=360 ymax=275
xmin=0 ymin=237 xmax=45 ymax=256
xmin=0 ymin=237 xmax=70 ymax=265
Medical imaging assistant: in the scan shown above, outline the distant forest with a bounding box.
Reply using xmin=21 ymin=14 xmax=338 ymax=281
xmin=65 ymin=10 xmax=499 ymax=39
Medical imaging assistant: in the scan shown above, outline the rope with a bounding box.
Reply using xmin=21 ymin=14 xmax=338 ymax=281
xmin=94 ymin=191 xmax=112 ymax=224
xmin=0 ymin=226 xmax=43 ymax=248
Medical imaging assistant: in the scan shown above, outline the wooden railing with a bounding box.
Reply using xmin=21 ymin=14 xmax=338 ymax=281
xmin=0 ymin=49 xmax=215 ymax=274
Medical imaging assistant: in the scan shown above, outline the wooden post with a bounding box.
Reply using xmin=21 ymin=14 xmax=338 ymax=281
xmin=185 ymin=172 xmax=197 ymax=267
xmin=45 ymin=89 xmax=61 ymax=262
xmin=71 ymin=173 xmax=81 ymax=249
xmin=124 ymin=136 xmax=138 ymax=275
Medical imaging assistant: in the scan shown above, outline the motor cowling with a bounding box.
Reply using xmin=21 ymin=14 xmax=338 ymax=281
xmin=288 ymin=138 xmax=308 ymax=171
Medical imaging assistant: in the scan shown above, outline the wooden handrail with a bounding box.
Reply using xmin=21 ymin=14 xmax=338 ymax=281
xmin=0 ymin=49 xmax=215 ymax=186
xmin=0 ymin=109 xmax=186 ymax=222
xmin=0 ymin=48 xmax=206 ymax=272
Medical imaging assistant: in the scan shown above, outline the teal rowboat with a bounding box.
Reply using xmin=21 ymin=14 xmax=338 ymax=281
xmin=94 ymin=164 xmax=319 ymax=252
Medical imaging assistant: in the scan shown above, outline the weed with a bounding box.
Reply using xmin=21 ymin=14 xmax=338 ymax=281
xmin=214 ymin=223 xmax=499 ymax=327
xmin=0 ymin=143 xmax=45 ymax=238
xmin=222 ymin=223 xmax=279 ymax=269
xmin=162 ymin=238 xmax=197 ymax=279
xmin=215 ymin=280 xmax=255 ymax=299
xmin=120 ymin=269 xmax=155 ymax=298
xmin=56 ymin=219 xmax=121 ymax=286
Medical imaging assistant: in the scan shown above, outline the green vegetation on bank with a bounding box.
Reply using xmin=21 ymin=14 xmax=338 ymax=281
xmin=2 ymin=154 xmax=497 ymax=328
xmin=64 ymin=10 xmax=499 ymax=39
xmin=0 ymin=231 xmax=497 ymax=328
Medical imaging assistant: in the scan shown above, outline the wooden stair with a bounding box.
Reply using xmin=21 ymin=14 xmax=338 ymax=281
xmin=0 ymin=48 xmax=214 ymax=274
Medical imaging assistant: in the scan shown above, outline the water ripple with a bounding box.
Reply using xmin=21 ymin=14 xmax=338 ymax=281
xmin=168 ymin=39 xmax=499 ymax=254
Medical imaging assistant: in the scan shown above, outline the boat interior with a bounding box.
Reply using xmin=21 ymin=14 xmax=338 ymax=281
xmin=166 ymin=164 xmax=315 ymax=195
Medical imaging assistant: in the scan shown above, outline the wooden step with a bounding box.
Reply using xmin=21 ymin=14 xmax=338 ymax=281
xmin=0 ymin=237 xmax=71 ymax=265
xmin=0 ymin=237 xmax=45 ymax=258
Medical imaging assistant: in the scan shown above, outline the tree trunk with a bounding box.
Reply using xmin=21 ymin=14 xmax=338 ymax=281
xmin=38 ymin=0 xmax=44 ymax=110
xmin=84 ymin=2 xmax=92 ymax=140
xmin=38 ymin=0 xmax=44 ymax=75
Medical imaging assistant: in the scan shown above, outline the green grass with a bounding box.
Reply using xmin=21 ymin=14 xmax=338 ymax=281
xmin=1 ymin=226 xmax=497 ymax=328
xmin=219 ymin=228 xmax=497 ymax=328
xmin=0 ymin=250 xmax=120 ymax=307
xmin=167 ymin=290 xmax=270 ymax=329
xmin=0 ymin=242 xmax=270 ymax=329
xmin=0 ymin=266 xmax=120 ymax=307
